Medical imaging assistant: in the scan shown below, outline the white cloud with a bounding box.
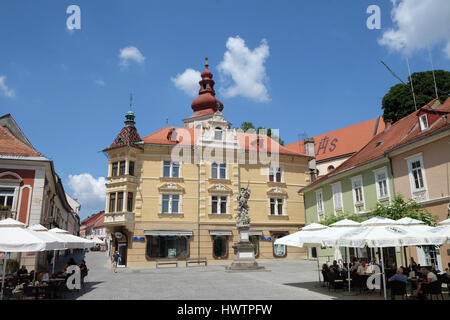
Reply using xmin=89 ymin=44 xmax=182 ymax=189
xmin=0 ymin=75 xmax=15 ymax=98
xmin=171 ymin=68 xmax=201 ymax=97
xmin=68 ymin=174 xmax=106 ymax=211
xmin=94 ymin=79 xmax=106 ymax=86
xmin=119 ymin=46 xmax=146 ymax=67
xmin=378 ymin=0 xmax=450 ymax=58
xmin=217 ymin=36 xmax=270 ymax=102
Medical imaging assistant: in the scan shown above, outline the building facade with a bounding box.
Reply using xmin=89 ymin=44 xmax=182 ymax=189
xmin=103 ymin=61 xmax=312 ymax=267
xmin=301 ymin=99 xmax=450 ymax=270
xmin=0 ymin=114 xmax=80 ymax=270
xmin=286 ymin=117 xmax=385 ymax=177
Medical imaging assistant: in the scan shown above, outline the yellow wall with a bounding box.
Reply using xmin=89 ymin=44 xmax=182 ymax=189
xmin=105 ymin=145 xmax=310 ymax=267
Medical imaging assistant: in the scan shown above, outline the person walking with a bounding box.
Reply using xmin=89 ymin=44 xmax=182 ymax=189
xmin=112 ymin=251 xmax=121 ymax=273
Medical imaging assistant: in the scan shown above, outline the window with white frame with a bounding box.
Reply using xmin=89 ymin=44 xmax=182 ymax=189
xmin=419 ymin=115 xmax=429 ymax=131
xmin=270 ymin=198 xmax=284 ymax=215
xmin=163 ymin=161 xmax=180 ymax=178
xmin=212 ymin=196 xmax=227 ymax=214
xmin=214 ymin=127 xmax=223 ymax=140
xmin=0 ymin=188 xmax=14 ymax=208
xmin=315 ymin=190 xmax=324 ymax=215
xmin=374 ymin=169 xmax=389 ymax=200
xmin=269 ymin=167 xmax=282 ymax=182
xmin=351 ymin=176 xmax=364 ymax=205
xmin=211 ymin=163 xmax=226 ymax=179
xmin=407 ymin=156 xmax=426 ymax=192
xmin=162 ymin=194 xmax=179 ymax=213
xmin=331 ymin=182 xmax=343 ymax=212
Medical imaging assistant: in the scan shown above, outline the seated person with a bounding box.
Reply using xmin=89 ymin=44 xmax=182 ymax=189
xmin=388 ymin=268 xmax=407 ymax=283
xmin=357 ymin=260 xmax=368 ymax=275
xmin=351 ymin=258 xmax=360 ymax=272
xmin=37 ymin=269 xmax=49 ymax=284
xmin=322 ymin=263 xmax=330 ymax=273
xmin=16 ymin=265 xmax=28 ymax=277
xmin=412 ymin=269 xmax=438 ymax=297
xmin=329 ymin=260 xmax=340 ymax=273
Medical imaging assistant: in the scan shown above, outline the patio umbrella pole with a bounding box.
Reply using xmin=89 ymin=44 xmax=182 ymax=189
xmin=347 ymin=246 xmax=351 ymax=292
xmin=316 ymin=255 xmax=321 ymax=285
xmin=380 ymin=248 xmax=387 ymax=300
xmin=1 ymin=255 xmax=6 ymax=300
xmin=52 ymin=249 xmax=56 ymax=275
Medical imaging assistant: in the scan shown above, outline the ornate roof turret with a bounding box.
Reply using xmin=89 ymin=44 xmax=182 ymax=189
xmin=103 ymin=110 xmax=142 ymax=152
xmin=191 ymin=58 xmax=224 ymax=113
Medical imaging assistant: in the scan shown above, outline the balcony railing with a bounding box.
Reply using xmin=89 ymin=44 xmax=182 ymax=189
xmin=104 ymin=211 xmax=135 ymax=232
xmin=0 ymin=210 xmax=16 ymax=220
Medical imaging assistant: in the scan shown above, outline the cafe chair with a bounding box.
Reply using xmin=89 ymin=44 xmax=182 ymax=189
xmin=327 ymin=272 xmax=344 ymax=292
xmin=389 ymin=281 xmax=408 ymax=300
xmin=321 ymin=270 xmax=330 ymax=288
xmin=427 ymin=280 xmax=445 ymax=300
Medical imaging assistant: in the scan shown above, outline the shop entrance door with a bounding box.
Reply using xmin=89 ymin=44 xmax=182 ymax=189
xmin=117 ymin=243 xmax=127 ymax=267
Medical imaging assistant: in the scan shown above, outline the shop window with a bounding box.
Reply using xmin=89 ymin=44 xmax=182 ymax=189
xmin=311 ymin=247 xmax=317 ymax=258
xmin=146 ymin=236 xmax=188 ymax=259
xmin=249 ymin=235 xmax=259 ymax=257
xmin=213 ymin=236 xmax=228 ymax=259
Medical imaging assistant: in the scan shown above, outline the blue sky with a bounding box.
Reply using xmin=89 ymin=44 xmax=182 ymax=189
xmin=1 ymin=0 xmax=449 ymax=219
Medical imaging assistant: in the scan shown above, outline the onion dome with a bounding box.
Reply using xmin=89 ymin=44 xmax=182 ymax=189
xmin=191 ymin=57 xmax=224 ymax=113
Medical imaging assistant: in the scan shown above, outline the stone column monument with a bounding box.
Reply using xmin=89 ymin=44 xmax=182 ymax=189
xmin=226 ymin=187 xmax=265 ymax=271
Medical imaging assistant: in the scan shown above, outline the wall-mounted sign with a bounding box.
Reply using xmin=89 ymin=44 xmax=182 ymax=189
xmin=114 ymin=232 xmax=123 ymax=239
xmin=132 ymin=237 xmax=145 ymax=242
xmin=261 ymin=237 xmax=272 ymax=241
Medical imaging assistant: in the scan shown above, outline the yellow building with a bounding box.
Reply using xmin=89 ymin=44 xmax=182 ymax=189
xmin=103 ymin=61 xmax=313 ymax=267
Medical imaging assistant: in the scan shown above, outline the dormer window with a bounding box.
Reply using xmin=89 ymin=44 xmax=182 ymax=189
xmin=419 ymin=114 xmax=429 ymax=131
xmin=214 ymin=127 xmax=223 ymax=140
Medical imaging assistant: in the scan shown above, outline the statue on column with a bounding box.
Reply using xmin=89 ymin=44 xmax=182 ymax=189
xmin=236 ymin=187 xmax=251 ymax=228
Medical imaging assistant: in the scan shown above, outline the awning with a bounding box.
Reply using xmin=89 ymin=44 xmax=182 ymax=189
xmin=209 ymin=230 xmax=233 ymax=236
xmin=144 ymin=230 xmax=193 ymax=236
xmin=249 ymin=230 xmax=263 ymax=236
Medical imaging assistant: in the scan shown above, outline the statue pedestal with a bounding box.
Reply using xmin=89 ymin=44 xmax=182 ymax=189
xmin=226 ymin=227 xmax=266 ymax=271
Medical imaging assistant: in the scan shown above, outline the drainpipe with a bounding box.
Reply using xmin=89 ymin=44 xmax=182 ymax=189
xmin=197 ymin=163 xmax=200 ymax=259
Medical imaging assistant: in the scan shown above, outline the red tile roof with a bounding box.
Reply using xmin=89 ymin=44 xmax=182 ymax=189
xmin=285 ymin=117 xmax=385 ymax=162
xmin=81 ymin=211 xmax=104 ymax=228
xmin=140 ymin=127 xmax=312 ymax=157
xmin=0 ymin=126 xmax=43 ymax=157
xmin=303 ymin=99 xmax=450 ymax=190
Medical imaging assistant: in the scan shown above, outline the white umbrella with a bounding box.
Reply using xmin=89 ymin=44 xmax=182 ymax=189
xmin=360 ymin=216 xmax=397 ymax=226
xmin=330 ymin=219 xmax=361 ymax=227
xmin=92 ymin=237 xmax=105 ymax=245
xmin=395 ymin=217 xmax=425 ymax=226
xmin=49 ymin=228 xmax=95 ymax=249
xmin=437 ymin=218 xmax=450 ymax=226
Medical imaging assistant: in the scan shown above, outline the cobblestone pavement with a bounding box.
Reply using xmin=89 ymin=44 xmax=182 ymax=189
xmin=69 ymin=251 xmax=445 ymax=300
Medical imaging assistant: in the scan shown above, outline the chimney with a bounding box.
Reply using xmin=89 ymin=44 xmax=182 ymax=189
xmin=384 ymin=119 xmax=392 ymax=130
xmin=304 ymin=137 xmax=318 ymax=181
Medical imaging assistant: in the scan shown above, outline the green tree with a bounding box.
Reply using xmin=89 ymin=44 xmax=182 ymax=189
xmin=320 ymin=196 xmax=438 ymax=226
xmin=239 ymin=122 xmax=256 ymax=132
xmin=382 ymin=70 xmax=450 ymax=123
